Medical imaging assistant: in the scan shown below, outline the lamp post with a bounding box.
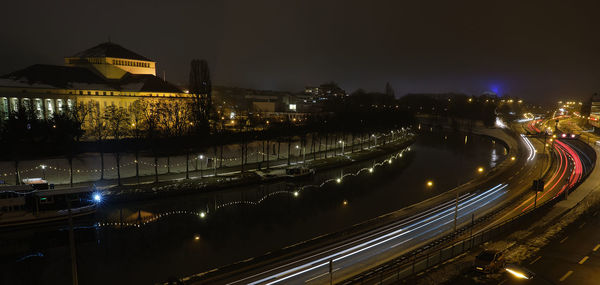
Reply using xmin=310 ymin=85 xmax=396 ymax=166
xmin=40 ymin=164 xmax=46 ymax=180
xmin=302 ymin=145 xmax=306 ymax=164
xmin=67 ymin=198 xmax=78 ymax=285
xmin=339 ymin=140 xmax=345 ymax=156
xmin=198 ymin=155 xmax=204 ymax=178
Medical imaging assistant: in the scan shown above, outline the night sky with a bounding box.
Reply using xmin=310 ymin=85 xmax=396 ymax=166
xmin=1 ymin=0 xmax=599 ymax=103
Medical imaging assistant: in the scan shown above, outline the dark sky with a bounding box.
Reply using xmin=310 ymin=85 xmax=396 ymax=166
xmin=1 ymin=0 xmax=599 ymax=103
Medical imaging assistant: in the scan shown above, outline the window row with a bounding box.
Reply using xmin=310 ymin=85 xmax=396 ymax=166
xmin=112 ymin=59 xmax=150 ymax=68
xmin=0 ymin=97 xmax=73 ymax=120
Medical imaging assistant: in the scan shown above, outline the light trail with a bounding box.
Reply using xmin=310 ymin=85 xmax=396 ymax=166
xmin=520 ymin=140 xmax=568 ymax=212
xmin=240 ymin=184 xmax=507 ymax=285
xmin=554 ymin=140 xmax=583 ymax=196
xmin=520 ymin=134 xmax=536 ymax=161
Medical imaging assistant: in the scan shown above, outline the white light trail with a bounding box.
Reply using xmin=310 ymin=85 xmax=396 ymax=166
xmin=520 ymin=134 xmax=536 ymax=161
xmin=247 ymin=184 xmax=508 ymax=285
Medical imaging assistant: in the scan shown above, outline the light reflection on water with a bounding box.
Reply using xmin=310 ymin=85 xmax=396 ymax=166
xmin=1 ymin=132 xmax=506 ymax=285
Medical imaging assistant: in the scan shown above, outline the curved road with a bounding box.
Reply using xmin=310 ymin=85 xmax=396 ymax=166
xmin=187 ymin=126 xmax=555 ymax=285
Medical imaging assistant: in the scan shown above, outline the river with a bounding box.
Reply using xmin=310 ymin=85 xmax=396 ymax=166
xmin=0 ymin=131 xmax=507 ymax=285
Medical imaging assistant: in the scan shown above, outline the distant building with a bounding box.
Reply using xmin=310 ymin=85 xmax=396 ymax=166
xmin=304 ymin=82 xmax=346 ymax=100
xmin=212 ymin=86 xmax=315 ymax=123
xmin=588 ymin=93 xmax=600 ymax=127
xmin=0 ymin=42 xmax=192 ymax=122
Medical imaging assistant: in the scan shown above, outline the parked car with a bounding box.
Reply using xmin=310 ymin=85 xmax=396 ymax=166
xmin=474 ymin=250 xmax=505 ymax=273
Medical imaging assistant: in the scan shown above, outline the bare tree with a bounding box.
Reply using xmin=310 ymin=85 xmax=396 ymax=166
xmin=104 ymin=105 xmax=130 ymax=186
xmin=129 ymin=100 xmax=145 ymax=184
xmin=88 ymin=104 xmax=108 ymax=180
xmin=189 ymin=59 xmax=212 ymax=134
xmin=141 ymin=100 xmax=162 ymax=183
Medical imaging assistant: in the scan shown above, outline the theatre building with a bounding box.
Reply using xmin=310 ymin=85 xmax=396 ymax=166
xmin=0 ymin=42 xmax=192 ymax=122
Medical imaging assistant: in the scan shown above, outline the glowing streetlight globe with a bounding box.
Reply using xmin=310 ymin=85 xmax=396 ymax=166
xmin=93 ymin=193 xmax=102 ymax=203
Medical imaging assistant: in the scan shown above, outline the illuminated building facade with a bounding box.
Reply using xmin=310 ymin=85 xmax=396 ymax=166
xmin=588 ymin=94 xmax=600 ymax=127
xmin=0 ymin=42 xmax=192 ymax=123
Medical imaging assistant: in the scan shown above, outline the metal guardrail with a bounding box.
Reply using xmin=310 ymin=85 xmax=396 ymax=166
xmin=343 ymin=139 xmax=596 ymax=285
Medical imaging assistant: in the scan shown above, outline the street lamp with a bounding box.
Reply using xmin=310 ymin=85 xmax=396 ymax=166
xmin=339 ymin=140 xmax=345 ymax=155
xmin=426 ymin=180 xmax=434 ymax=187
xmin=40 ymin=164 xmax=47 ymax=179
xmin=477 ymin=167 xmax=484 ymax=173
xmin=198 ymin=155 xmax=204 ymax=178
xmin=93 ymin=193 xmax=102 ymax=203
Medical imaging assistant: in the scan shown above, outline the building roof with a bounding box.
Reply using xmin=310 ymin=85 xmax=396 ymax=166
xmin=1 ymin=64 xmax=182 ymax=93
xmin=1 ymin=64 xmax=107 ymax=89
xmin=71 ymin=42 xmax=152 ymax=61
xmin=120 ymin=73 xmax=183 ymax=93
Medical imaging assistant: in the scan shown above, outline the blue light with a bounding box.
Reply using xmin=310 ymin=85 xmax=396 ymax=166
xmin=491 ymin=86 xmax=500 ymax=95
xmin=93 ymin=193 xmax=102 ymax=203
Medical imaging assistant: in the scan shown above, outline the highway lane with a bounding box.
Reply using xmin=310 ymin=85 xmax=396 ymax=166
xmin=439 ymin=137 xmax=594 ymax=285
xmin=253 ymin=184 xmax=509 ymax=285
xmin=506 ymin=208 xmax=600 ymax=285
xmin=478 ymin=137 xmax=585 ymax=231
xmin=186 ymin=127 xmax=555 ymax=285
